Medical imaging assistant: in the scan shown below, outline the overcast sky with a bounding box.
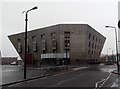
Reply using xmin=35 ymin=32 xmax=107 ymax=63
xmin=1 ymin=0 xmax=120 ymax=57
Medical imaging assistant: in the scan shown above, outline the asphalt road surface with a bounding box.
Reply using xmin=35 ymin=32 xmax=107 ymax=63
xmin=2 ymin=65 xmax=69 ymax=84
xmin=4 ymin=64 xmax=120 ymax=88
xmin=2 ymin=65 xmax=51 ymax=84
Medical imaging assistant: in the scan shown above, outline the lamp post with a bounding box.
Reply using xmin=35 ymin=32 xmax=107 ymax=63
xmin=23 ymin=6 xmax=38 ymax=79
xmin=105 ymin=26 xmax=119 ymax=74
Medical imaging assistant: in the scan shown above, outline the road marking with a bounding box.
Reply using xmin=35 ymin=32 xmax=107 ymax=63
xmin=95 ymin=79 xmax=105 ymax=88
xmin=95 ymin=73 xmax=112 ymax=89
xmin=73 ymin=67 xmax=88 ymax=71
xmin=111 ymin=79 xmax=118 ymax=87
xmin=51 ymin=70 xmax=73 ymax=77
xmin=50 ymin=77 xmax=76 ymax=87
xmin=2 ymin=69 xmax=18 ymax=72
xmin=52 ymin=67 xmax=88 ymax=77
xmin=50 ymin=72 xmax=86 ymax=87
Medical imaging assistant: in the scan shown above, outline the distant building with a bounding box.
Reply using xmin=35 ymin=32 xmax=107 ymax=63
xmin=1 ymin=57 xmax=17 ymax=65
xmin=8 ymin=24 xmax=106 ymax=65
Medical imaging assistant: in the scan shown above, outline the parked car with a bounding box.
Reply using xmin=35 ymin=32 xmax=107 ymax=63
xmin=10 ymin=61 xmax=18 ymax=65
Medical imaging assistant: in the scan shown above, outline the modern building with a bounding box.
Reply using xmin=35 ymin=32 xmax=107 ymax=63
xmin=8 ymin=24 xmax=106 ymax=65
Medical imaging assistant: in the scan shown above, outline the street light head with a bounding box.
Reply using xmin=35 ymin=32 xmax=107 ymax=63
xmin=105 ymin=25 xmax=116 ymax=29
xmin=105 ymin=26 xmax=109 ymax=28
xmin=32 ymin=6 xmax=38 ymax=10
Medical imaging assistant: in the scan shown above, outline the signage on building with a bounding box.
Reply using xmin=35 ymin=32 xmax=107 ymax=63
xmin=41 ymin=53 xmax=70 ymax=59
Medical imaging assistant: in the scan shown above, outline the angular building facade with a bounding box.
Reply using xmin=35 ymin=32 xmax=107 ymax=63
xmin=8 ymin=24 xmax=106 ymax=65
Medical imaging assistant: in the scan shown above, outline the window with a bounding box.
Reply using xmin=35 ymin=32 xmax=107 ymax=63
xmin=64 ymin=32 xmax=70 ymax=38
xmin=64 ymin=32 xmax=70 ymax=50
xmin=64 ymin=41 xmax=70 ymax=49
xmin=89 ymin=33 xmax=91 ymax=39
xmin=98 ymin=45 xmax=99 ymax=49
xmin=43 ymin=50 xmax=46 ymax=54
xmin=99 ymin=39 xmax=100 ymax=43
xmin=95 ymin=44 xmax=96 ymax=49
xmin=53 ymin=49 xmax=56 ymax=53
xmin=51 ymin=32 xmax=55 ymax=37
xmin=88 ymin=50 xmax=90 ymax=54
xmin=88 ymin=42 xmax=91 ymax=47
xmin=18 ymin=39 xmax=22 ymax=53
xmin=96 ymin=37 xmax=98 ymax=42
xmin=41 ymin=34 xmax=46 ymax=53
xmin=32 ymin=36 xmax=37 ymax=52
xmin=93 ymin=35 xmax=95 ymax=40
xmin=51 ymin=33 xmax=57 ymax=52
xmin=92 ymin=50 xmax=93 ymax=54
xmin=92 ymin=43 xmax=94 ymax=48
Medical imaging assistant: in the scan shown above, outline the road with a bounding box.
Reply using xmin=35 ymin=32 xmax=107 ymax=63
xmin=2 ymin=65 xmax=24 ymax=84
xmin=3 ymin=64 xmax=119 ymax=88
xmin=2 ymin=65 xmax=68 ymax=85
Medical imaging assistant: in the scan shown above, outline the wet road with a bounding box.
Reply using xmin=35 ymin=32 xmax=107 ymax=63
xmin=2 ymin=64 xmax=120 ymax=88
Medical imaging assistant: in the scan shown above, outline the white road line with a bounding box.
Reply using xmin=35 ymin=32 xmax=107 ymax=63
xmin=51 ymin=70 xmax=73 ymax=77
xmin=95 ymin=79 xmax=105 ymax=88
xmin=111 ymin=79 xmax=118 ymax=87
xmin=2 ymin=69 xmax=18 ymax=72
xmin=52 ymin=67 xmax=88 ymax=77
xmin=50 ymin=78 xmax=76 ymax=87
xmin=73 ymin=67 xmax=88 ymax=71
xmin=99 ymin=73 xmax=112 ymax=87
xmin=95 ymin=73 xmax=112 ymax=89
xmin=50 ymin=72 xmax=86 ymax=87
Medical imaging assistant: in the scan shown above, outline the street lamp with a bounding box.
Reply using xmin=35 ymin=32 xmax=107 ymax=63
xmin=23 ymin=6 xmax=38 ymax=79
xmin=105 ymin=26 xmax=119 ymax=74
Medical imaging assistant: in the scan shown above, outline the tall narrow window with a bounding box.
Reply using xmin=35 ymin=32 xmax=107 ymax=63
xmin=64 ymin=32 xmax=70 ymax=50
xmin=99 ymin=39 xmax=100 ymax=43
xmin=18 ymin=39 xmax=22 ymax=53
xmin=95 ymin=44 xmax=96 ymax=49
xmin=89 ymin=33 xmax=91 ymax=39
xmin=96 ymin=37 xmax=98 ymax=42
xmin=88 ymin=42 xmax=91 ymax=47
xmin=51 ymin=33 xmax=57 ymax=53
xmin=88 ymin=50 xmax=90 ymax=54
xmin=92 ymin=43 xmax=94 ymax=48
xmin=41 ymin=34 xmax=46 ymax=53
xmin=93 ymin=35 xmax=95 ymax=40
xmin=32 ymin=36 xmax=37 ymax=52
